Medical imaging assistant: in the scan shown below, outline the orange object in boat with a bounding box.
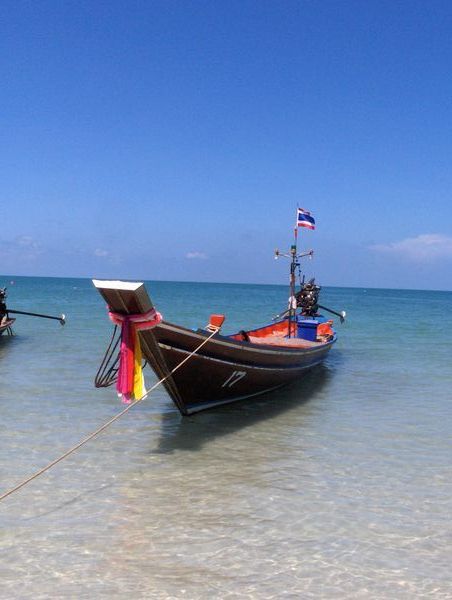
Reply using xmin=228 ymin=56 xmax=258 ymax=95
xmin=317 ymin=320 xmax=334 ymax=337
xmin=208 ymin=314 xmax=225 ymax=330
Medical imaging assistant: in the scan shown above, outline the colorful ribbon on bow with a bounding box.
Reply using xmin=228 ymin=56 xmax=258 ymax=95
xmin=109 ymin=308 xmax=162 ymax=403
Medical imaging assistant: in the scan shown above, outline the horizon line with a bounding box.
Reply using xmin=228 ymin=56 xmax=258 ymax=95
xmin=1 ymin=273 xmax=451 ymax=294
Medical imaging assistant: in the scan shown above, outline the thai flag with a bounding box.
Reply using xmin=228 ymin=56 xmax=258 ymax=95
xmin=297 ymin=208 xmax=315 ymax=230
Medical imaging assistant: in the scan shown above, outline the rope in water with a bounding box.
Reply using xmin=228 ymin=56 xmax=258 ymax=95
xmin=0 ymin=327 xmax=220 ymax=503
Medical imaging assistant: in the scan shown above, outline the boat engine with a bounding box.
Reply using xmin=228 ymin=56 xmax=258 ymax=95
xmin=0 ymin=287 xmax=7 ymax=306
xmin=296 ymin=279 xmax=320 ymax=317
xmin=0 ymin=288 xmax=7 ymax=323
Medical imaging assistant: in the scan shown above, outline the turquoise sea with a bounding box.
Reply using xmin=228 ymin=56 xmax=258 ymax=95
xmin=0 ymin=276 xmax=451 ymax=599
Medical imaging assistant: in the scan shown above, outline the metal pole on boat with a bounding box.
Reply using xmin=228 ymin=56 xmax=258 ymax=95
xmin=275 ymin=212 xmax=315 ymax=334
xmin=318 ymin=304 xmax=347 ymax=323
xmin=7 ymin=309 xmax=66 ymax=325
xmin=288 ymin=223 xmax=298 ymax=338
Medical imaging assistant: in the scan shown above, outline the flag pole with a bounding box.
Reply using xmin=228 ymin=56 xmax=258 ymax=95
xmin=288 ymin=209 xmax=299 ymax=337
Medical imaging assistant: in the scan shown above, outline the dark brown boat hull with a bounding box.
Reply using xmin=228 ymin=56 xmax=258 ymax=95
xmin=0 ymin=318 xmax=15 ymax=336
xmin=141 ymin=321 xmax=335 ymax=414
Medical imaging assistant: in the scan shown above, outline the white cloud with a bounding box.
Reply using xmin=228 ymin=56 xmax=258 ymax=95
xmin=94 ymin=248 xmax=109 ymax=257
xmin=186 ymin=251 xmax=208 ymax=260
xmin=370 ymin=234 xmax=452 ymax=263
xmin=0 ymin=236 xmax=43 ymax=260
xmin=16 ymin=235 xmax=39 ymax=248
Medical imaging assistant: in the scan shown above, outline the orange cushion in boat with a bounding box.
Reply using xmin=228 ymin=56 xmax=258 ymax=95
xmin=317 ymin=320 xmax=333 ymax=336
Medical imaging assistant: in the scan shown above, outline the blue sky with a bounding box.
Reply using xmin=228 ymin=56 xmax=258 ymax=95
xmin=1 ymin=0 xmax=452 ymax=290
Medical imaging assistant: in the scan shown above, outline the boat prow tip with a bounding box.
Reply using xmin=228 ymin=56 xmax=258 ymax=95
xmin=92 ymin=279 xmax=145 ymax=291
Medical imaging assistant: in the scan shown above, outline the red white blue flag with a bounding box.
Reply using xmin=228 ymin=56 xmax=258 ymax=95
xmin=296 ymin=208 xmax=315 ymax=230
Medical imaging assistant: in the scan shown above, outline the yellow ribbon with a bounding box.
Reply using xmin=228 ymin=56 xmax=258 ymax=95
xmin=132 ymin=329 xmax=145 ymax=400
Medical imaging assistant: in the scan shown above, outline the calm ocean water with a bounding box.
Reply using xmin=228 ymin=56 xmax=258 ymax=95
xmin=0 ymin=276 xmax=451 ymax=599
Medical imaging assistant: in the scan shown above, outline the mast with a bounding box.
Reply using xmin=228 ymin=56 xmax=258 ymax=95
xmin=288 ymin=225 xmax=298 ymax=337
xmin=274 ymin=208 xmax=314 ymax=337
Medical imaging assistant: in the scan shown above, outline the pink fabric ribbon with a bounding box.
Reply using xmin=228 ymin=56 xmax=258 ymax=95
xmin=108 ymin=308 xmax=162 ymax=402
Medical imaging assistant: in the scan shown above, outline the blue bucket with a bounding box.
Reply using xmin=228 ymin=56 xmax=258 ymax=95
xmin=297 ymin=319 xmax=318 ymax=341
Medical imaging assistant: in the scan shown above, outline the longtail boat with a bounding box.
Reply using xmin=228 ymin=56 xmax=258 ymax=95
xmin=0 ymin=317 xmax=15 ymax=336
xmin=93 ymin=210 xmax=345 ymax=415
xmin=0 ymin=286 xmax=65 ymax=336
xmin=0 ymin=288 xmax=14 ymax=336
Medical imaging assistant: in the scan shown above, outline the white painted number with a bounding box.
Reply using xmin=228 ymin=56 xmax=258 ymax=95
xmin=222 ymin=370 xmax=247 ymax=388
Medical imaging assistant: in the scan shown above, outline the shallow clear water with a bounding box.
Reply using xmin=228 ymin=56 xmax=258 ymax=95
xmin=0 ymin=277 xmax=451 ymax=599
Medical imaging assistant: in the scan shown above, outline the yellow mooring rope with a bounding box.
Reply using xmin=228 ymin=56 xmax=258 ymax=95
xmin=0 ymin=328 xmax=220 ymax=503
